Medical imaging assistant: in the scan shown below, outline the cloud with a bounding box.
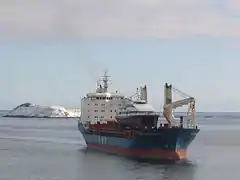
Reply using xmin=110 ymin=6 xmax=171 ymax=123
xmin=0 ymin=0 xmax=239 ymax=40
xmin=225 ymin=0 xmax=240 ymax=15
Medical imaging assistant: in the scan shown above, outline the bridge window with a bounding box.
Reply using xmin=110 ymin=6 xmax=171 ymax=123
xmin=94 ymin=104 xmax=98 ymax=106
xmin=101 ymin=104 xmax=105 ymax=106
xmin=94 ymin=110 xmax=98 ymax=112
xmin=94 ymin=116 xmax=98 ymax=118
xmin=101 ymin=110 xmax=105 ymax=112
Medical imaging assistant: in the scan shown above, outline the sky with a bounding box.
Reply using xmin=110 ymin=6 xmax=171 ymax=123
xmin=0 ymin=0 xmax=240 ymax=112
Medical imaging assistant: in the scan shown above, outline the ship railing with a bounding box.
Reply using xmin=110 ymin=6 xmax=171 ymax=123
xmin=158 ymin=116 xmax=197 ymax=129
xmin=170 ymin=118 xmax=197 ymax=129
xmin=116 ymin=111 xmax=160 ymax=117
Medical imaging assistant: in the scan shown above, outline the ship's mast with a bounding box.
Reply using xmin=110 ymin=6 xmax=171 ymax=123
xmin=102 ymin=70 xmax=110 ymax=93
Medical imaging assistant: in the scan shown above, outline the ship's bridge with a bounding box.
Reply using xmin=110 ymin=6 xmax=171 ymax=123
xmin=81 ymin=90 xmax=129 ymax=123
xmin=86 ymin=92 xmax=124 ymax=100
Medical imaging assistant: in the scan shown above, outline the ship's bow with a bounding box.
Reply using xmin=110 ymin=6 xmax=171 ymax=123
xmin=130 ymin=128 xmax=199 ymax=161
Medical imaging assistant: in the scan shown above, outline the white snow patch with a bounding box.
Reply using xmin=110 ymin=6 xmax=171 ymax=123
xmin=3 ymin=103 xmax=81 ymax=118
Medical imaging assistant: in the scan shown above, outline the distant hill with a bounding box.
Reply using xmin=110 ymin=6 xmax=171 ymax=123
xmin=2 ymin=102 xmax=81 ymax=118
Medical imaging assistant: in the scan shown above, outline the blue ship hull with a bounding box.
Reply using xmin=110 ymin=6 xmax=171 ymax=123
xmin=78 ymin=122 xmax=199 ymax=160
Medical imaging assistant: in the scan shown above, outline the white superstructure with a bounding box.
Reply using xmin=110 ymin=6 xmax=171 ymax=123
xmin=79 ymin=71 xmax=197 ymax=129
xmin=80 ymin=71 xmax=150 ymax=124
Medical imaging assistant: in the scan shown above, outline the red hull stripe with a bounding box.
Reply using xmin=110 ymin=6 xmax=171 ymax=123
xmin=87 ymin=142 xmax=187 ymax=160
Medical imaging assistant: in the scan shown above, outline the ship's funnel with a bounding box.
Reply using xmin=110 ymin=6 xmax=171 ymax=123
xmin=140 ymin=85 xmax=148 ymax=103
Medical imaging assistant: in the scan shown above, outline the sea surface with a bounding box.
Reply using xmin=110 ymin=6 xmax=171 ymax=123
xmin=1 ymin=111 xmax=240 ymax=180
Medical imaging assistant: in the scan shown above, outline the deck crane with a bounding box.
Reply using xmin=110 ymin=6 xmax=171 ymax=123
xmin=163 ymin=83 xmax=196 ymax=128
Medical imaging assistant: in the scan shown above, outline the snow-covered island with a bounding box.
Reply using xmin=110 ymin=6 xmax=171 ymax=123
xmin=2 ymin=103 xmax=81 ymax=118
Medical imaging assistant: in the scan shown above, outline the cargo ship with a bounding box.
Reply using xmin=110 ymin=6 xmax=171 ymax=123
xmin=78 ymin=71 xmax=199 ymax=161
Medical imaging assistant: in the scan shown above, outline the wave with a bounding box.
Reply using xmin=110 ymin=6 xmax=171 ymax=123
xmin=0 ymin=135 xmax=85 ymax=145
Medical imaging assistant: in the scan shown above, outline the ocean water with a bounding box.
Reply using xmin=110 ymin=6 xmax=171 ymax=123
xmin=0 ymin=111 xmax=240 ymax=180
